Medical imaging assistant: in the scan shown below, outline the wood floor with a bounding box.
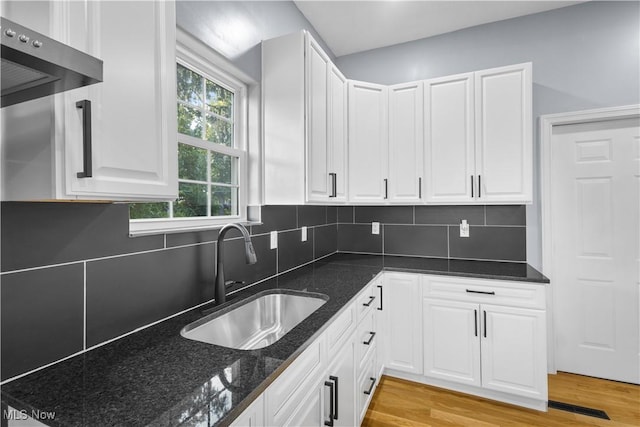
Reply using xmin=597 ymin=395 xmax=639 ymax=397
xmin=362 ymin=373 xmax=640 ymax=427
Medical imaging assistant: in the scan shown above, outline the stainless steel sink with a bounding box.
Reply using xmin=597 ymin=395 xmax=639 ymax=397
xmin=181 ymin=289 xmax=329 ymax=350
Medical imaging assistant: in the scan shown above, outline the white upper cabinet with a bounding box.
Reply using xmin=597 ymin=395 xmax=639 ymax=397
xmin=1 ymin=0 xmax=178 ymax=201
xmin=424 ymin=73 xmax=475 ymax=203
xmin=327 ymin=65 xmax=348 ymax=201
xmin=263 ymin=31 xmax=347 ymax=204
xmin=475 ymin=63 xmax=532 ymax=203
xmin=348 ymin=81 xmax=388 ymax=203
xmin=388 ymin=81 xmax=424 ymax=203
xmin=424 ymin=64 xmax=532 ymax=204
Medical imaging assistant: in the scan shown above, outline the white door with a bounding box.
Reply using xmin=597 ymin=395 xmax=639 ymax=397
xmin=481 ymin=304 xmax=547 ymax=399
xmin=552 ymin=117 xmax=640 ymax=384
xmin=306 ymin=36 xmax=330 ymax=202
xmin=348 ymin=81 xmax=388 ymax=202
xmin=328 ymin=64 xmax=348 ymax=202
xmin=388 ymin=81 xmax=424 ymax=202
xmin=424 ymin=73 xmax=475 ymax=203
xmin=61 ymin=0 xmax=177 ymax=200
xmin=382 ymin=273 xmax=423 ymax=374
xmin=423 ymin=299 xmax=481 ymax=387
xmin=475 ymin=63 xmax=532 ymax=203
xmin=326 ymin=339 xmax=356 ymax=427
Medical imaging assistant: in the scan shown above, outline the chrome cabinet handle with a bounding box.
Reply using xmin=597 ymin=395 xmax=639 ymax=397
xmin=330 ymin=375 xmax=339 ymax=420
xmin=384 ymin=178 xmax=388 ymax=199
xmin=478 ymin=175 xmax=482 ymax=198
xmin=362 ymin=295 xmax=376 ymax=307
xmin=377 ymin=285 xmax=383 ymax=311
xmin=471 ymin=175 xmax=474 ymax=198
xmin=465 ymin=289 xmax=495 ymax=295
xmin=418 ymin=177 xmax=422 ymax=198
xmin=76 ymin=100 xmax=93 ymax=178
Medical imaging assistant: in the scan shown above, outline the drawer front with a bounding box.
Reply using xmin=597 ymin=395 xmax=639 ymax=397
xmin=356 ymin=307 xmax=376 ymax=369
xmin=266 ymin=336 xmax=326 ymax=426
xmin=357 ymin=351 xmax=378 ymax=424
xmin=356 ymin=282 xmax=378 ymax=322
xmin=422 ymin=275 xmax=545 ymax=309
xmin=326 ymin=303 xmax=357 ymax=355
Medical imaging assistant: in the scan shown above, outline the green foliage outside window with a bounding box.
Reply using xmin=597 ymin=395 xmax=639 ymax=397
xmin=130 ymin=63 xmax=240 ymax=221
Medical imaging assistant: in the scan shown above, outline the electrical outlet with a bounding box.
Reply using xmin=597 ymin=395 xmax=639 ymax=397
xmin=460 ymin=220 xmax=470 ymax=238
xmin=270 ymin=231 xmax=278 ymax=249
xmin=372 ymin=222 xmax=380 ymax=235
xmin=301 ymin=226 xmax=308 ymax=242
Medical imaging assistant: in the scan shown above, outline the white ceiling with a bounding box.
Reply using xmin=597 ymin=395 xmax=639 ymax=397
xmin=294 ymin=1 xmax=586 ymax=57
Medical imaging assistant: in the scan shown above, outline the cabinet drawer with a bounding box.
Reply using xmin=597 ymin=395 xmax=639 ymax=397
xmin=422 ymin=275 xmax=545 ymax=309
xmin=356 ymin=283 xmax=378 ymax=322
xmin=356 ymin=350 xmax=378 ymax=424
xmin=266 ymin=336 xmax=326 ymax=426
xmin=326 ymin=303 xmax=357 ymax=355
xmin=356 ymin=307 xmax=376 ymax=369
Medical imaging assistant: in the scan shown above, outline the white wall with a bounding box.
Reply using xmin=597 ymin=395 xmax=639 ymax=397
xmin=335 ymin=1 xmax=640 ymax=269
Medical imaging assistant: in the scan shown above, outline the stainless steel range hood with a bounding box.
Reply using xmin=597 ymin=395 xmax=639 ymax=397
xmin=1 ymin=17 xmax=103 ymax=108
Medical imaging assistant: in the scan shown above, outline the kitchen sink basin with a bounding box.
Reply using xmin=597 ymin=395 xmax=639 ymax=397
xmin=181 ymin=289 xmax=329 ymax=350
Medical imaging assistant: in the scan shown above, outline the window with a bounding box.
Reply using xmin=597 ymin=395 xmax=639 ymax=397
xmin=130 ymin=40 xmax=248 ymax=233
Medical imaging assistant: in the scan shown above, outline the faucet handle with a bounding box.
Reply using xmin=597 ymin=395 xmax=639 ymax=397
xmin=225 ymin=280 xmax=246 ymax=288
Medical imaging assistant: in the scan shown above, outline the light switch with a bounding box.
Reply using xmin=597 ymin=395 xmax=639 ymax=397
xmin=372 ymin=222 xmax=380 ymax=235
xmin=460 ymin=220 xmax=470 ymax=238
xmin=301 ymin=226 xmax=308 ymax=242
xmin=270 ymin=231 xmax=278 ymax=249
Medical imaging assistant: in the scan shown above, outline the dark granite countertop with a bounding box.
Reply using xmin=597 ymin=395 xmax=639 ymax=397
xmin=1 ymin=254 xmax=548 ymax=427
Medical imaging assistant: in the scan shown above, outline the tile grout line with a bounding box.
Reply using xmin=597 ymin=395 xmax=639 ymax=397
xmin=83 ymin=261 xmax=87 ymax=350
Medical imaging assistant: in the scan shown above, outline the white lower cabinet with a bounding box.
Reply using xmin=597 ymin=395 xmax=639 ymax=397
xmin=324 ymin=338 xmax=357 ymax=427
xmin=233 ymin=272 xmax=548 ymax=425
xmin=422 ymin=275 xmax=548 ymax=410
xmin=229 ymin=394 xmax=264 ymax=427
xmin=378 ymin=272 xmax=423 ymax=375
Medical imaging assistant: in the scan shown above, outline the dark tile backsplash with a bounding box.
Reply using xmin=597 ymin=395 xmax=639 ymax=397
xmin=384 ymin=225 xmax=448 ymax=257
xmin=1 ymin=264 xmax=84 ymax=380
xmin=0 ymin=202 xmax=525 ymax=381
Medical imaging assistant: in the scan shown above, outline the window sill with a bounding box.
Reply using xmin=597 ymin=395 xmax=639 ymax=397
xmin=129 ymin=217 xmax=261 ymax=237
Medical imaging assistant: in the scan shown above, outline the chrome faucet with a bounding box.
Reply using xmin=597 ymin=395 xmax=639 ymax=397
xmin=215 ymin=223 xmax=257 ymax=305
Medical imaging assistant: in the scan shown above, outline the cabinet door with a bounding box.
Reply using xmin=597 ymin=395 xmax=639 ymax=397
xmin=283 ymin=382 xmax=324 ymax=427
xmin=388 ymin=81 xmax=424 ymax=202
xmin=474 ymin=63 xmax=532 ymax=203
xmin=326 ymin=338 xmax=356 ymax=427
xmin=328 ymin=64 xmax=348 ymax=202
xmin=423 ymin=299 xmax=481 ymax=387
xmin=230 ymin=394 xmax=264 ymax=427
xmin=382 ymin=273 xmax=423 ymax=374
xmin=348 ymin=81 xmax=388 ymax=202
xmin=61 ymin=0 xmax=177 ymax=200
xmin=306 ymin=36 xmax=330 ymax=202
xmin=480 ymin=304 xmax=547 ymax=400
xmin=424 ymin=73 xmax=475 ymax=203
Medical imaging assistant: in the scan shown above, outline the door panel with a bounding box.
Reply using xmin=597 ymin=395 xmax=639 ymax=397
xmin=552 ymin=117 xmax=640 ymax=383
xmin=424 ymin=73 xmax=475 ymax=203
xmin=423 ymin=299 xmax=481 ymax=386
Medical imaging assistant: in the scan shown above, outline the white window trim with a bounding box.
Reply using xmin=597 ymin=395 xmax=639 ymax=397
xmin=129 ymin=28 xmax=254 ymax=237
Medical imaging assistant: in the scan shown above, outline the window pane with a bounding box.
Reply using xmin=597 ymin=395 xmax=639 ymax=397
xmin=175 ymin=182 xmax=208 ymax=217
xmin=128 ymin=202 xmax=169 ymax=219
xmin=178 ymin=144 xmax=207 ymax=181
xmin=206 ymin=80 xmax=233 ymax=119
xmin=177 ymin=64 xmax=203 ymax=107
xmin=210 ymin=152 xmax=235 ymax=184
xmin=178 ymin=104 xmax=203 ymax=138
xmin=205 ymin=115 xmax=233 ymax=146
xmin=211 ymin=186 xmax=237 ymax=216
